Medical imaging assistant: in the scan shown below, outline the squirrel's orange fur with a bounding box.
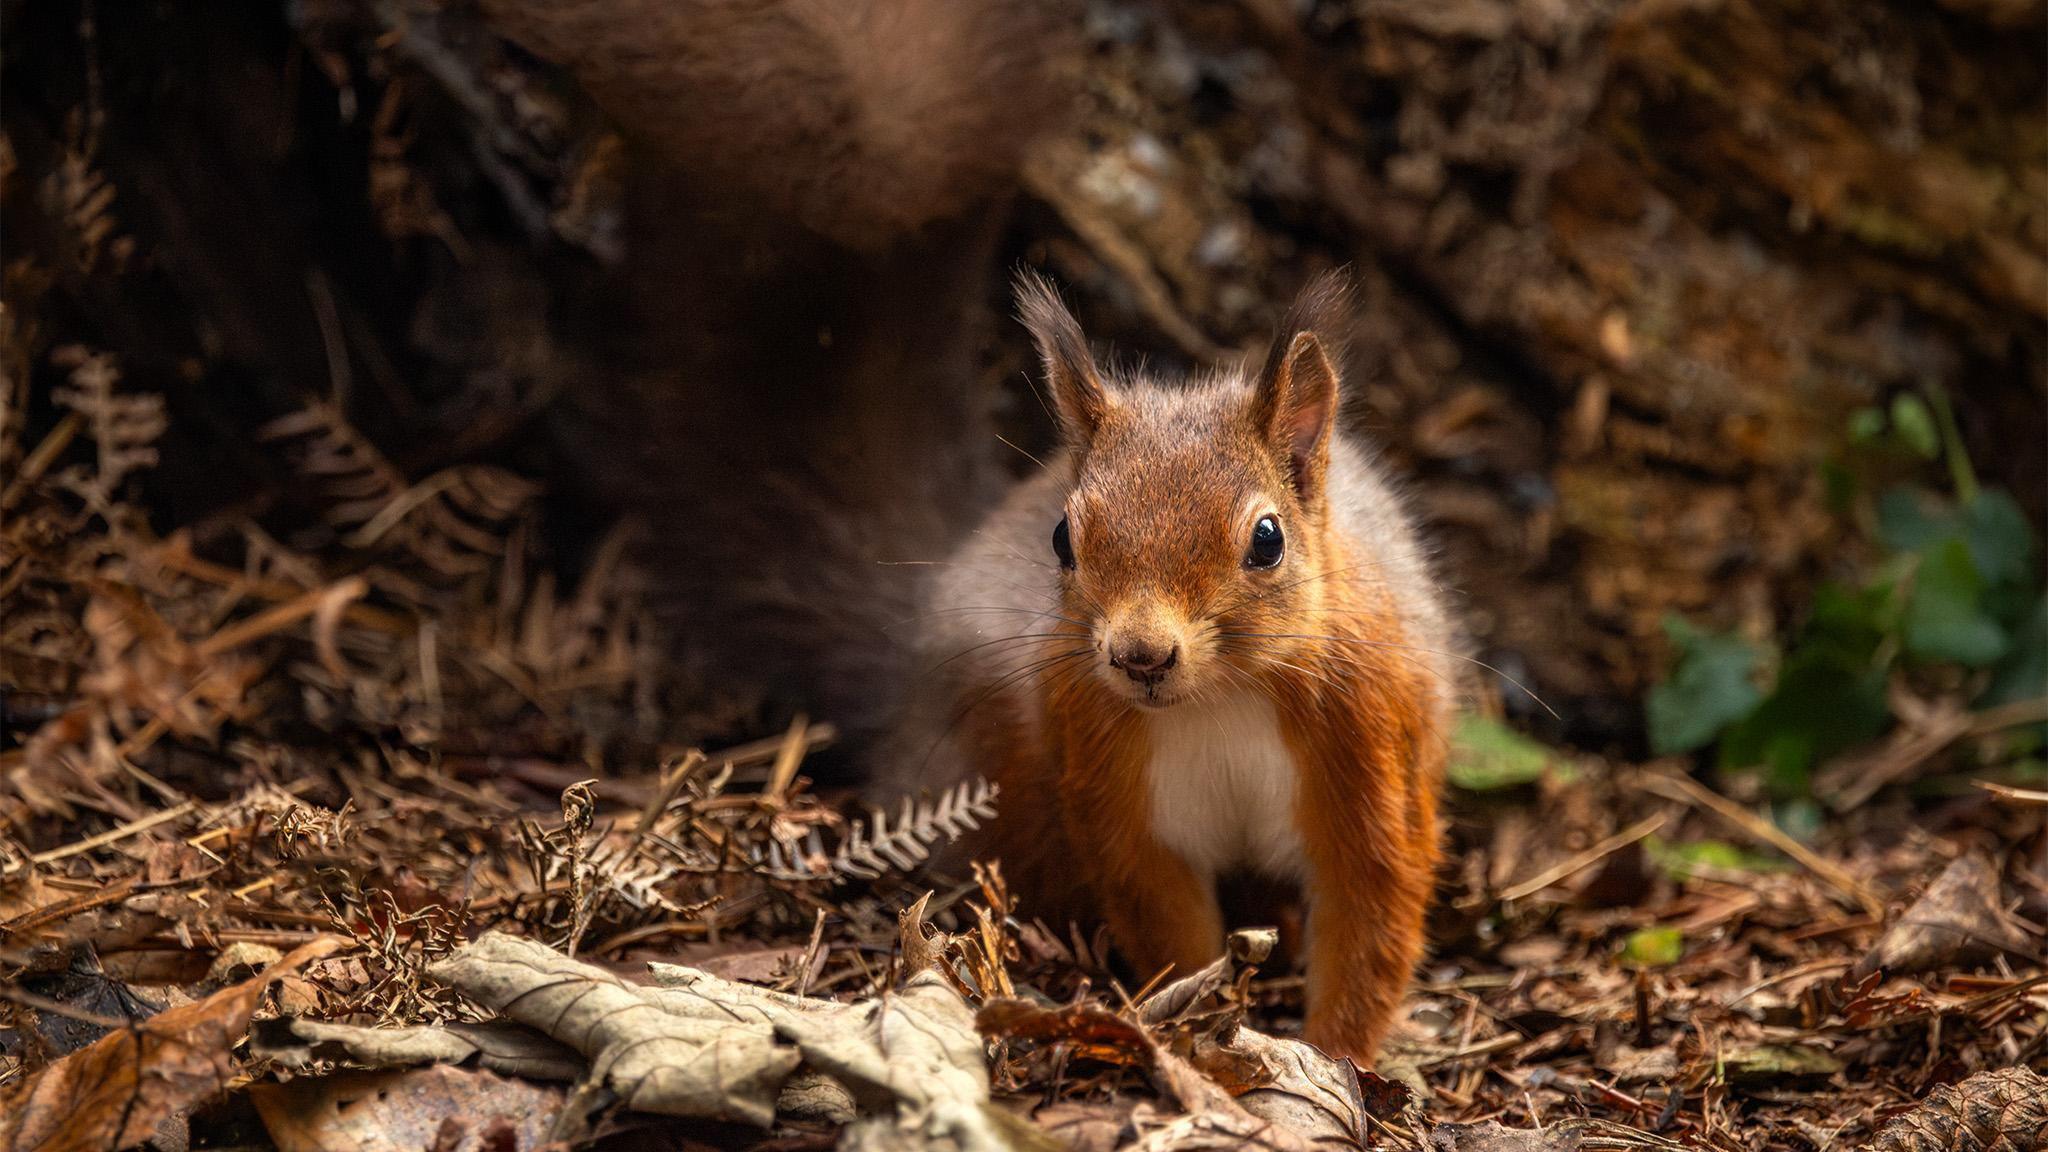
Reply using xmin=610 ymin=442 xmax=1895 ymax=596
xmin=882 ymin=273 xmax=1452 ymax=1062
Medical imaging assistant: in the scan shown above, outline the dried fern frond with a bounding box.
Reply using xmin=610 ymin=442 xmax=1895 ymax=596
xmin=259 ymin=399 xmax=536 ymax=584
xmin=752 ymin=777 xmax=1000 ymax=883
xmin=49 ymin=346 xmax=165 ymax=509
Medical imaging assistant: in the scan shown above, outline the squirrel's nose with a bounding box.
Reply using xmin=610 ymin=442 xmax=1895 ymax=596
xmin=1109 ymin=640 xmax=1179 ymax=683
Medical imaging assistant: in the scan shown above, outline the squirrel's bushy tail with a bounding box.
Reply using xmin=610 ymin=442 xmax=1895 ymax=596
xmin=482 ymin=0 xmax=1076 ymax=755
xmin=480 ymin=0 xmax=1070 ymax=250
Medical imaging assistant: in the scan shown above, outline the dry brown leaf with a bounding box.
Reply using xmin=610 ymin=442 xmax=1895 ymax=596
xmin=0 ymin=935 xmax=343 ymax=1152
xmin=1193 ymin=1026 xmax=1365 ymax=1148
xmin=248 ymin=1066 xmax=564 ymax=1152
xmin=1862 ymin=1067 xmax=2048 ymax=1152
xmin=975 ymin=996 xmax=1317 ymax=1152
xmin=1135 ymin=927 xmax=1274 ymax=1028
xmin=1021 ymin=1100 xmax=1137 ymax=1152
xmin=1854 ymin=854 xmax=2035 ymax=979
xmin=426 ymin=931 xmax=798 ymax=1127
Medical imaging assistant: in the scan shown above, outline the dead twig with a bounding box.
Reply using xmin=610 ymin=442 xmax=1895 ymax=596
xmin=1500 ymin=813 xmax=1667 ymax=902
xmin=1639 ymin=771 xmax=1884 ymax=917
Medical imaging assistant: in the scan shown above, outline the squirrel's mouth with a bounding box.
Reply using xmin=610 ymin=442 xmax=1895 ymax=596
xmin=1107 ymin=674 xmax=1190 ymax=710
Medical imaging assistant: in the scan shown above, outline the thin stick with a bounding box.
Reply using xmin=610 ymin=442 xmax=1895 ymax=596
xmin=1500 ymin=813 xmax=1667 ymax=902
xmin=1977 ymin=780 xmax=2048 ymax=805
xmin=31 ymin=800 xmax=199 ymax=865
xmin=764 ymin=714 xmax=810 ymax=804
xmin=1640 ymin=771 xmax=1883 ymax=916
xmin=619 ymin=749 xmax=706 ymax=863
xmin=195 ymin=575 xmax=369 ymax=660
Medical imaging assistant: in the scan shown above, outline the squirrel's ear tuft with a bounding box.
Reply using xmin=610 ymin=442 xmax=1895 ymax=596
xmin=1016 ymin=270 xmax=1106 ymax=443
xmin=1255 ymin=271 xmax=1351 ymax=498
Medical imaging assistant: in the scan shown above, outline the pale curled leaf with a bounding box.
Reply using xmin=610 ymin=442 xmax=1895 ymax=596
xmin=651 ymin=960 xmax=1032 ymax=1150
xmin=251 ymin=1016 xmax=586 ymax=1081
xmin=425 ymin=931 xmax=798 ymax=1127
xmin=1193 ymin=1026 xmax=1366 ymax=1149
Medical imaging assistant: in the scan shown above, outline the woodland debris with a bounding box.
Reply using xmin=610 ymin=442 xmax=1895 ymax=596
xmin=1426 ymin=1121 xmax=1583 ymax=1152
xmin=1853 ymin=853 xmax=2036 ymax=979
xmin=249 ymin=1066 xmax=566 ymax=1152
xmin=1861 ymin=1066 xmax=2047 ymax=1152
xmin=0 ymin=936 xmax=342 ymax=1152
xmin=426 ymin=931 xmax=798 ymax=1128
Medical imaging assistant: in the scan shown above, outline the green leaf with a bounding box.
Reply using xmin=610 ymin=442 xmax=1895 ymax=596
xmin=1904 ymin=538 xmax=2009 ymax=667
xmin=1720 ymin=653 xmax=1890 ymax=798
xmin=1961 ymin=489 xmax=2037 ymax=593
xmin=1846 ymin=407 xmax=1886 ymax=444
xmin=1647 ymin=616 xmax=1764 ymax=756
xmin=1889 ymin=394 xmax=1940 ymax=459
xmin=1805 ymin=579 xmax=1898 ymax=662
xmin=1623 ymin=926 xmax=1684 ymax=968
xmin=1877 ymin=486 xmax=1958 ymax=556
xmin=1649 ymin=837 xmax=1783 ymax=880
xmin=1447 ymin=715 xmax=1560 ymax=791
xmin=1986 ymin=596 xmax=2048 ymax=708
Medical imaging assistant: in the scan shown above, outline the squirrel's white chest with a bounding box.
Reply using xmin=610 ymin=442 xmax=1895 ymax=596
xmin=1145 ymin=693 xmax=1305 ymax=882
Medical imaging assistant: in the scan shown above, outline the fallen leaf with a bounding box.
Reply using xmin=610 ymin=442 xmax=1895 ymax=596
xmin=1135 ymin=928 xmax=1274 ymax=1027
xmin=250 ymin=1017 xmax=585 ymax=1081
xmin=1191 ymin=1026 xmax=1364 ymax=1148
xmin=1355 ymin=1071 xmax=1412 ymax=1120
xmin=1022 ymin=1100 xmax=1136 ymax=1152
xmin=1854 ymin=853 xmax=2033 ymax=979
xmin=427 ymin=931 xmax=798 ymax=1127
xmin=728 ymin=968 xmax=1029 ymax=1149
xmin=1622 ymin=926 xmax=1684 ymax=968
xmin=1449 ymin=716 xmax=1564 ymax=791
xmin=1720 ymin=1043 xmax=1844 ymax=1085
xmin=1861 ymin=1066 xmax=2047 ymax=1152
xmin=0 ymin=935 xmax=342 ymax=1152
xmin=248 ymin=1066 xmax=563 ymax=1152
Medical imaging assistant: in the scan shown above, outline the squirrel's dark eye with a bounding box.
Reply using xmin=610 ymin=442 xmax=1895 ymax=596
xmin=1246 ymin=515 xmax=1284 ymax=569
xmin=1052 ymin=515 xmax=1075 ymax=570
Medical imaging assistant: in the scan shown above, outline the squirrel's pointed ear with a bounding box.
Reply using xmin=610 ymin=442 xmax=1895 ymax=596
xmin=1016 ymin=271 xmax=1106 ymax=443
xmin=1254 ymin=271 xmax=1350 ymax=498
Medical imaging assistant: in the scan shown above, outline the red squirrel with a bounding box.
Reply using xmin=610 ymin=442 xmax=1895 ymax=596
xmin=883 ymin=273 xmax=1453 ymax=1061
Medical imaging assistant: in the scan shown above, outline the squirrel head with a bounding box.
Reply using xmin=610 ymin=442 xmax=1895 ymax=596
xmin=1017 ymin=271 xmax=1355 ymax=709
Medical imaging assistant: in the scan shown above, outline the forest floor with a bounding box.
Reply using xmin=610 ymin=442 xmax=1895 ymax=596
xmin=2 ymin=405 xmax=2043 ymax=1151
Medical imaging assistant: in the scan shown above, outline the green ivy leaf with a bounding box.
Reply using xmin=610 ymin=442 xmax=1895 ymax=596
xmin=1962 ymin=489 xmax=2037 ymax=593
xmin=1986 ymin=597 xmax=2048 ymax=708
xmin=1877 ymin=486 xmax=1957 ymax=555
xmin=1904 ymin=538 xmax=2009 ymax=667
xmin=1721 ymin=653 xmax=1889 ymax=798
xmin=1647 ymin=617 xmax=1764 ymax=756
xmin=1447 ymin=715 xmax=1561 ymax=791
